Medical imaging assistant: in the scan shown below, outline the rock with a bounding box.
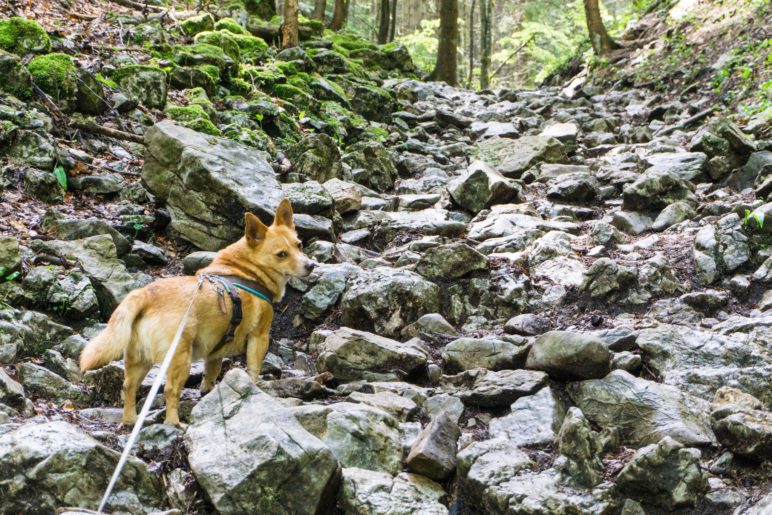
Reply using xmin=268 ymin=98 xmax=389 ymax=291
xmin=16 ymin=362 xmax=88 ymax=405
xmin=570 ymin=370 xmax=715 ymax=446
xmin=180 ymin=12 xmax=215 ymax=36
xmin=293 ymin=402 xmax=402 ymax=475
xmin=282 ymin=181 xmax=334 ymax=216
xmin=711 ymin=407 xmax=772 ymax=461
xmin=324 ymin=178 xmax=362 ymax=213
xmin=643 ymin=152 xmax=707 ymax=182
xmin=402 ymin=313 xmax=457 ymax=338
xmin=0 ymin=236 xmax=21 ymax=273
xmin=185 ymin=369 xmax=340 ymax=515
xmin=504 ymin=313 xmax=550 ymax=336
xmin=693 ymin=213 xmax=750 ymax=285
xmin=406 ymin=413 xmax=460 ymax=481
xmin=0 ymin=17 xmax=51 ymax=55
xmin=69 ymin=173 xmax=124 ymax=194
xmin=424 ymin=394 xmax=464 ymax=423
xmin=300 ymin=267 xmax=350 ymax=320
xmin=349 ymin=391 xmax=418 ymax=421
xmin=339 ymin=468 xmax=448 ymax=515
xmin=27 ymin=53 xmax=78 ymax=111
xmin=340 ymin=267 xmax=440 ymax=338
xmin=471 ymin=120 xmax=520 ymax=139
xmin=354 ymin=209 xmax=466 ymax=244
xmin=0 ymin=50 xmax=32 ymax=99
xmin=525 ymin=330 xmax=612 ymax=380
xmin=29 ymin=235 xmax=150 ymax=316
xmin=286 ymin=133 xmax=343 ymax=183
xmin=0 ymin=308 xmax=73 ymax=361
xmin=112 ymin=65 xmax=168 ymax=108
xmin=343 ymin=141 xmax=398 ymax=193
xmin=557 ymin=407 xmax=604 ymax=487
xmin=612 ymin=210 xmax=655 ymax=235
xmin=541 ymin=122 xmax=578 ymax=146
xmin=616 ymin=436 xmax=708 ymax=509
xmin=546 ymin=172 xmax=599 ymax=203
xmin=415 ymin=242 xmax=488 ymax=281
xmin=652 ymin=200 xmax=695 ymax=231
xmin=442 ymin=337 xmax=529 ymax=373
xmin=0 ymin=421 xmax=163 ymax=513
xmin=448 ymin=160 xmax=521 ymax=213
xmin=41 ymin=209 xmax=131 ymax=256
xmin=0 ymin=367 xmax=24 ymax=408
xmin=444 ymin=368 xmax=548 ymax=408
xmin=182 ymin=250 xmax=216 ymax=274
xmin=316 ymin=327 xmax=428 ymax=382
xmin=580 ymin=258 xmax=636 ymax=299
xmin=142 ymin=121 xmax=284 ymax=250
xmin=76 ymin=70 xmax=108 ymax=115
xmin=131 ymin=240 xmax=168 ymax=265
xmin=476 ymin=135 xmax=567 ymax=178
xmin=11 ymin=131 xmax=57 ymax=170
xmin=622 ymin=169 xmax=696 ymax=211
xmin=488 ymin=386 xmax=564 ymax=447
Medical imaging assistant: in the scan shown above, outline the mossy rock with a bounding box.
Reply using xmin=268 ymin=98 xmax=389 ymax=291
xmin=0 ymin=17 xmax=51 ymax=56
xmin=76 ymin=70 xmax=108 ymax=115
xmin=326 ymin=32 xmax=377 ymax=54
xmin=230 ymin=33 xmax=268 ymax=63
xmin=308 ymin=76 xmax=348 ymax=105
xmin=221 ymin=126 xmax=274 ymax=153
xmin=164 ymin=103 xmax=221 ymax=136
xmin=27 ymin=53 xmax=77 ymax=112
xmin=298 ymin=17 xmax=324 ymax=39
xmin=0 ymin=49 xmax=32 ymax=99
xmin=112 ymin=65 xmax=168 ymax=108
xmin=319 ymin=100 xmax=367 ymax=139
xmin=133 ymin=21 xmax=167 ymax=46
xmin=170 ymin=66 xmax=217 ymax=97
xmin=241 ymin=65 xmax=285 ymax=88
xmin=214 ymin=17 xmax=248 ymax=35
xmin=194 ymin=30 xmax=241 ymax=63
xmin=173 ymin=43 xmax=235 ymax=74
xmin=245 ymin=16 xmax=280 ymax=44
xmin=271 ymin=83 xmax=313 ymax=110
xmin=227 ymin=77 xmax=254 ymax=97
xmin=0 ymin=119 xmax=18 ymax=146
xmin=346 ymin=81 xmax=395 ymax=123
xmin=309 ymin=49 xmax=349 ymax=74
xmin=180 ymin=13 xmax=215 ymax=37
xmin=243 ymin=0 xmax=277 ymax=19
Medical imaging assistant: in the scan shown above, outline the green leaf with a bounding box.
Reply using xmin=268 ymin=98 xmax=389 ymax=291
xmin=53 ymin=165 xmax=67 ymax=191
xmin=4 ymin=271 xmax=20 ymax=282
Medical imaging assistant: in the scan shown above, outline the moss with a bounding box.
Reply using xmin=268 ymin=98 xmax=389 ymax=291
xmin=272 ymin=83 xmax=313 ymax=110
xmin=241 ymin=65 xmax=285 ymax=87
xmin=180 ymin=13 xmax=215 ymax=37
xmin=173 ymin=43 xmax=234 ymax=71
xmin=198 ymin=63 xmax=221 ymax=82
xmin=0 ymin=119 xmax=18 ymax=145
xmin=214 ymin=17 xmax=248 ymax=35
xmin=194 ymin=31 xmax=241 ymax=63
xmin=0 ymin=49 xmax=32 ymax=99
xmin=230 ymin=33 xmax=268 ymax=60
xmin=111 ymin=64 xmax=165 ymax=83
xmin=274 ymin=60 xmax=300 ymax=77
xmin=222 ymin=126 xmax=275 ymax=153
xmin=164 ymin=103 xmax=221 ymax=136
xmin=327 ymin=32 xmax=376 ymax=53
xmin=363 ymin=126 xmax=389 ymax=142
xmin=298 ymin=16 xmax=324 ymax=37
xmin=0 ymin=17 xmax=51 ymax=55
xmin=26 ymin=53 xmax=77 ymax=110
xmin=227 ymin=76 xmax=254 ymax=97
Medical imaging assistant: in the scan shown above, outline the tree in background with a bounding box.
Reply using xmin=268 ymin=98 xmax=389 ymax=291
xmin=583 ymin=0 xmax=619 ymax=55
xmin=329 ymin=0 xmax=349 ymax=30
xmin=313 ymin=0 xmax=326 ymax=21
xmin=388 ymin=0 xmax=398 ymax=41
xmin=479 ymin=0 xmax=492 ymax=88
xmin=282 ymin=0 xmax=299 ymax=48
xmin=431 ymin=0 xmax=458 ymax=85
xmin=378 ymin=0 xmax=391 ymax=43
xmin=467 ymin=0 xmax=476 ymax=86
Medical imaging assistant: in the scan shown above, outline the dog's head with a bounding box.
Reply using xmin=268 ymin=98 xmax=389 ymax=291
xmin=243 ymin=199 xmax=316 ymax=278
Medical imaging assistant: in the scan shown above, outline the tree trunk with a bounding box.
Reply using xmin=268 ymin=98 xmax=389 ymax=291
xmin=479 ymin=0 xmax=491 ymax=89
xmin=281 ymin=0 xmax=299 ymax=48
xmin=313 ymin=0 xmax=326 ymax=21
xmin=431 ymin=0 xmax=458 ymax=85
xmin=467 ymin=0 xmax=475 ymax=87
xmin=329 ymin=0 xmax=348 ymax=30
xmin=388 ymin=0 xmax=398 ymax=41
xmin=583 ymin=0 xmax=619 ymax=55
xmin=377 ymin=0 xmax=391 ymax=43
xmin=405 ymin=0 xmax=421 ymax=32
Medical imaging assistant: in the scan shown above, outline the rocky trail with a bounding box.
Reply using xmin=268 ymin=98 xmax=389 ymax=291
xmin=0 ymin=1 xmax=771 ymax=514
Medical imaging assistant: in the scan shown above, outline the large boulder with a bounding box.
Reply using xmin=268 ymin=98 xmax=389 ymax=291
xmin=525 ymin=331 xmax=612 ymax=380
xmin=442 ymin=336 xmax=529 ymax=373
xmin=316 ymin=327 xmax=428 ymax=382
xmin=142 ymin=121 xmax=285 ymax=250
xmin=340 ymin=267 xmax=440 ymax=337
xmin=448 ymin=161 xmax=522 ymax=213
xmin=475 ymin=135 xmax=566 ymax=178
xmin=0 ymin=421 xmax=164 ymax=513
xmin=0 ymin=50 xmax=32 ymax=99
xmin=343 ymin=141 xmax=398 ymax=193
xmin=405 ymin=413 xmax=460 ymax=481
xmin=444 ymin=368 xmax=548 ymax=408
xmin=0 ymin=17 xmax=51 ymax=55
xmin=693 ymin=213 xmax=751 ymax=285
xmin=184 ymin=369 xmax=341 ymax=515
xmin=569 ymin=370 xmax=715 ymax=447
xmin=616 ymin=436 xmax=708 ymax=510
xmin=112 ymin=65 xmax=168 ymax=109
xmin=622 ymin=169 xmax=696 ymax=211
xmin=286 ymin=133 xmax=343 ymax=183
xmin=29 ymin=235 xmax=151 ymax=317
xmin=488 ymin=386 xmax=565 ymax=447
xmin=414 ymin=242 xmax=488 ymax=281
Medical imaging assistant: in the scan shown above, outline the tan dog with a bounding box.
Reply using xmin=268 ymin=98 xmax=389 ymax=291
xmin=80 ymin=199 xmax=314 ymax=426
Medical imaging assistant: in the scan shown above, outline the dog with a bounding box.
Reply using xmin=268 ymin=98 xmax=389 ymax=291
xmin=80 ymin=199 xmax=314 ymax=426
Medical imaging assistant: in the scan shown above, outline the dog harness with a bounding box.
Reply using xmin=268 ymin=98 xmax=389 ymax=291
xmin=199 ymin=274 xmax=274 ymax=353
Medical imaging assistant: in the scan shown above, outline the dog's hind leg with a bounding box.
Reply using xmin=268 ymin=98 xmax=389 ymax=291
xmin=200 ymin=355 xmax=223 ymax=394
xmin=163 ymin=339 xmax=193 ymax=427
xmin=246 ymin=332 xmax=270 ymax=383
xmin=122 ymin=358 xmax=152 ymax=426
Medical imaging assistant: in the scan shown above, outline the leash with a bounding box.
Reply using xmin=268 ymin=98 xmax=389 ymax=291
xmin=97 ymin=276 xmax=204 ymax=513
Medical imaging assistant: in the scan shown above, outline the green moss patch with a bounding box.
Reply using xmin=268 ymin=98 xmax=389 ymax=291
xmin=214 ymin=18 xmax=248 ymax=35
xmin=194 ymin=31 xmax=241 ymax=63
xmin=0 ymin=17 xmax=51 ymax=55
xmin=164 ymin=103 xmax=221 ymax=135
xmin=27 ymin=53 xmax=77 ymax=110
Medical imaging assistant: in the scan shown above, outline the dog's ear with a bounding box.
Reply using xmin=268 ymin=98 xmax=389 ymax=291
xmin=274 ymin=198 xmax=295 ymax=228
xmin=244 ymin=212 xmax=268 ymax=245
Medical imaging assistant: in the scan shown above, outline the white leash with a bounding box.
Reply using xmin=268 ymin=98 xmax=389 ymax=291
xmin=97 ymin=278 xmax=203 ymax=513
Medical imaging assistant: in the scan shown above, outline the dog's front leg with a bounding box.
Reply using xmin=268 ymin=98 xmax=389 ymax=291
xmin=246 ymin=332 xmax=270 ymax=383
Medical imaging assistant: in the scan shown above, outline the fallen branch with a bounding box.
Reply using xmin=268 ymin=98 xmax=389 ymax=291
xmin=109 ymin=0 xmax=165 ymax=12
xmin=654 ymin=106 xmax=718 ymax=136
xmin=71 ymin=115 xmax=145 ymax=144
xmin=489 ymin=34 xmax=536 ymax=80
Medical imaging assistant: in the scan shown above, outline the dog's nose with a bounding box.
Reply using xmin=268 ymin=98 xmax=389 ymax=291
xmin=305 ymin=260 xmax=316 ymax=273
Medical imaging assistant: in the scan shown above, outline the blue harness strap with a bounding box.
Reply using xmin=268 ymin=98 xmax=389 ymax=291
xmin=200 ymin=274 xmax=274 ymax=353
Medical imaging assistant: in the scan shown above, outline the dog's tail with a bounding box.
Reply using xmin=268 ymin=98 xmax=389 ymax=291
xmin=80 ymin=289 xmax=146 ymax=372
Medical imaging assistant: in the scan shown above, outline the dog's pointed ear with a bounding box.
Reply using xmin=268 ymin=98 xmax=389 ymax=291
xmin=244 ymin=212 xmax=268 ymax=245
xmin=274 ymin=198 xmax=295 ymax=228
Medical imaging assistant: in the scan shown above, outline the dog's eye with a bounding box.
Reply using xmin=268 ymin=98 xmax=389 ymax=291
xmin=277 ymin=251 xmax=288 ymax=258
xmin=296 ymin=242 xmax=303 ymax=250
